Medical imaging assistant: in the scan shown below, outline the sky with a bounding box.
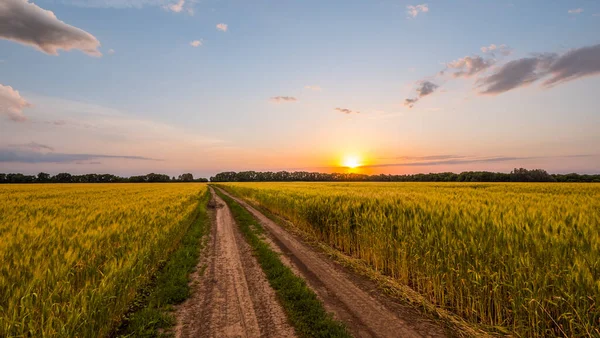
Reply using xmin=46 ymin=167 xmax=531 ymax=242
xmin=1 ymin=0 xmax=599 ymax=178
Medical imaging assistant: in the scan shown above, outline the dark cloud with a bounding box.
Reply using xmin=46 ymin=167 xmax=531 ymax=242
xmin=479 ymin=57 xmax=543 ymax=95
xmin=0 ymin=0 xmax=101 ymax=56
xmin=404 ymin=80 xmax=439 ymax=107
xmin=334 ymin=107 xmax=359 ymax=114
xmin=0 ymin=149 xmax=160 ymax=163
xmin=480 ymin=44 xmax=600 ymax=94
xmin=543 ymin=44 xmax=600 ymax=86
xmin=270 ymin=96 xmax=297 ymax=103
xmin=8 ymin=142 xmax=54 ymax=152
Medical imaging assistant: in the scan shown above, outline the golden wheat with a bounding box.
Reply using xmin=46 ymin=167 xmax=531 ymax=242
xmin=219 ymin=182 xmax=600 ymax=337
xmin=0 ymin=183 xmax=207 ymax=337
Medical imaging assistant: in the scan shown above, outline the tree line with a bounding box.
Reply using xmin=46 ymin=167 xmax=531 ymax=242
xmin=0 ymin=172 xmax=209 ymax=184
xmin=2 ymin=168 xmax=598 ymax=184
xmin=210 ymin=168 xmax=600 ymax=183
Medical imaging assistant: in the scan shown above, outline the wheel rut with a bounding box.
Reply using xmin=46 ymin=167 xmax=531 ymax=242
xmin=174 ymin=188 xmax=295 ymax=338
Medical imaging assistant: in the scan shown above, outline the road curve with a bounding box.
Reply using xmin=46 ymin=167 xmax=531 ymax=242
xmin=174 ymin=188 xmax=295 ymax=338
xmin=216 ymin=187 xmax=449 ymax=338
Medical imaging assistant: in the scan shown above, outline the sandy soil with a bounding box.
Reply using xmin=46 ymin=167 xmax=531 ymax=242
xmin=174 ymin=188 xmax=296 ymax=338
xmin=217 ymin=187 xmax=449 ymax=338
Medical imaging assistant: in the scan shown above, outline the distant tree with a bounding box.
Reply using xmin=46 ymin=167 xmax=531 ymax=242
xmin=53 ymin=173 xmax=73 ymax=183
xmin=178 ymin=173 xmax=194 ymax=182
xmin=37 ymin=172 xmax=51 ymax=183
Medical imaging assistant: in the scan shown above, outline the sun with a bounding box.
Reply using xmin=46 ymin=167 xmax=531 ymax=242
xmin=343 ymin=156 xmax=361 ymax=169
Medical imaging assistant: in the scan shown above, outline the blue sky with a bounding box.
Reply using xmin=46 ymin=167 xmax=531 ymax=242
xmin=1 ymin=0 xmax=599 ymax=177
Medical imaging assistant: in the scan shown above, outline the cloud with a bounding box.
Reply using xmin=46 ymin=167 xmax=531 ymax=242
xmin=0 ymin=0 xmax=101 ymax=56
xmin=304 ymin=85 xmax=322 ymax=91
xmin=270 ymin=96 xmax=297 ymax=103
xmin=404 ymin=80 xmax=439 ymax=107
xmin=216 ymin=23 xmax=228 ymax=32
xmin=394 ymin=155 xmax=466 ymax=161
xmin=543 ymin=44 xmax=600 ymax=86
xmin=568 ymin=8 xmax=583 ymax=14
xmin=334 ymin=107 xmax=359 ymax=114
xmin=478 ymin=57 xmax=544 ymax=95
xmin=0 ymin=84 xmax=31 ymax=122
xmin=362 ymin=154 xmax=592 ymax=168
xmin=107 ymin=48 xmax=115 ymax=54
xmin=406 ymin=4 xmax=429 ymax=18
xmin=0 ymin=149 xmax=161 ymax=163
xmin=446 ymin=55 xmax=495 ymax=78
xmin=8 ymin=142 xmax=54 ymax=152
xmin=52 ymin=120 xmax=67 ymax=126
xmin=593 ymin=13 xmax=600 ymax=17
xmin=480 ymin=44 xmax=600 ymax=94
xmin=480 ymin=44 xmax=512 ymax=56
xmin=165 ymin=0 xmax=184 ymax=12
xmin=189 ymin=40 xmax=202 ymax=47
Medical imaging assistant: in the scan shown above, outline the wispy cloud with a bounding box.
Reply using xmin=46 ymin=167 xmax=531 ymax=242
xmin=8 ymin=142 xmax=54 ymax=152
xmin=304 ymin=85 xmax=322 ymax=91
xmin=480 ymin=44 xmax=512 ymax=56
xmin=0 ymin=0 xmax=101 ymax=57
xmin=270 ymin=96 xmax=297 ymax=103
xmin=164 ymin=0 xmax=184 ymax=12
xmin=362 ymin=154 xmax=592 ymax=168
xmin=216 ymin=23 xmax=228 ymax=32
xmin=107 ymin=48 xmax=115 ymax=54
xmin=404 ymin=80 xmax=439 ymax=107
xmin=334 ymin=107 xmax=359 ymax=114
xmin=0 ymin=149 xmax=161 ymax=163
xmin=568 ymin=8 xmax=583 ymax=14
xmin=189 ymin=40 xmax=202 ymax=47
xmin=0 ymin=84 xmax=31 ymax=122
xmin=406 ymin=4 xmax=429 ymax=18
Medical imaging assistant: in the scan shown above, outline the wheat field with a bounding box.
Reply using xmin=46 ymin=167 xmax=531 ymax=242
xmin=219 ymin=182 xmax=600 ymax=337
xmin=0 ymin=183 xmax=207 ymax=337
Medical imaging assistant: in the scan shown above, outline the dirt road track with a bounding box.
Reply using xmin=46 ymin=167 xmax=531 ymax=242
xmin=217 ymin=187 xmax=449 ymax=338
xmin=174 ymin=188 xmax=295 ymax=338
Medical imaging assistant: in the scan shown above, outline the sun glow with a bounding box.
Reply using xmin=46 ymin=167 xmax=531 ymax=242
xmin=343 ymin=156 xmax=361 ymax=168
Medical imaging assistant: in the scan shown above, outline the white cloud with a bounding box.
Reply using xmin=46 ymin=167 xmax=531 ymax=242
xmin=165 ymin=0 xmax=184 ymax=12
xmin=480 ymin=44 xmax=512 ymax=56
xmin=107 ymin=48 xmax=115 ymax=54
xmin=0 ymin=84 xmax=31 ymax=122
xmin=446 ymin=55 xmax=495 ymax=77
xmin=407 ymin=4 xmax=429 ymax=18
xmin=189 ymin=40 xmax=202 ymax=47
xmin=216 ymin=23 xmax=228 ymax=32
xmin=0 ymin=0 xmax=101 ymax=57
xmin=568 ymin=8 xmax=583 ymax=14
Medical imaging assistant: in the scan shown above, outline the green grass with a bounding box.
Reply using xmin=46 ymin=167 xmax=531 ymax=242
xmin=214 ymin=187 xmax=351 ymax=338
xmin=113 ymin=189 xmax=211 ymax=337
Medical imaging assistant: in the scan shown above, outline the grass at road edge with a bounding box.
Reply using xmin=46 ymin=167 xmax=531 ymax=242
xmin=113 ymin=189 xmax=211 ymax=337
xmin=214 ymin=187 xmax=351 ymax=338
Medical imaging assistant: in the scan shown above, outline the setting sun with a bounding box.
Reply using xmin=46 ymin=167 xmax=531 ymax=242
xmin=343 ymin=156 xmax=361 ymax=168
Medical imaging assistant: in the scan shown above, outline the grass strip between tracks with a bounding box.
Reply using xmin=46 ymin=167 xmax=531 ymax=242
xmin=113 ymin=188 xmax=211 ymax=337
xmin=215 ymin=188 xmax=351 ymax=338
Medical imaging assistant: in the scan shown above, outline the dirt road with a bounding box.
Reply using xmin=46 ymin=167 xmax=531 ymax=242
xmin=217 ymin=187 xmax=449 ymax=338
xmin=174 ymin=188 xmax=295 ymax=338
